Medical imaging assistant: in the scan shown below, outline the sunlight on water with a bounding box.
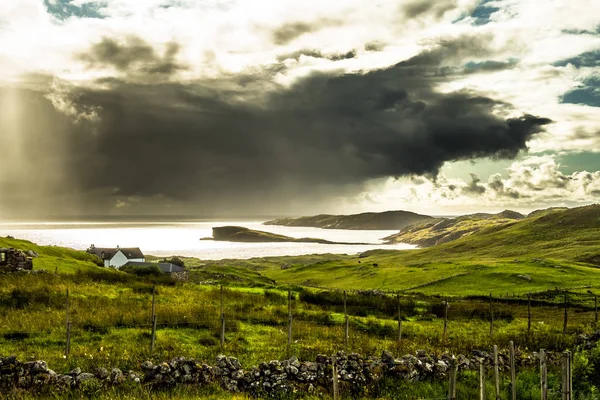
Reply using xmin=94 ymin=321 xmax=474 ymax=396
xmin=0 ymin=220 xmax=416 ymax=260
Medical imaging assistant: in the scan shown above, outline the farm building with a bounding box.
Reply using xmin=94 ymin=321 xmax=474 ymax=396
xmin=86 ymin=245 xmax=145 ymax=268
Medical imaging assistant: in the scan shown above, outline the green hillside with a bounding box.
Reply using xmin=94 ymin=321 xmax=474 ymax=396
xmin=264 ymin=210 xmax=432 ymax=230
xmin=217 ymin=205 xmax=600 ymax=295
xmin=383 ymin=210 xmax=524 ymax=247
xmin=0 ymin=236 xmax=101 ymax=274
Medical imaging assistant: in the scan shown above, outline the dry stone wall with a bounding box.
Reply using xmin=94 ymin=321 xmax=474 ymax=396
xmin=0 ymin=248 xmax=33 ymax=272
xmin=0 ymin=349 xmax=555 ymax=397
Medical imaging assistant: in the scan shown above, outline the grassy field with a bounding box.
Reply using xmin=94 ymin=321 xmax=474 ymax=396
xmin=195 ymin=205 xmax=600 ymax=294
xmin=2 ymin=205 xmax=600 ymax=398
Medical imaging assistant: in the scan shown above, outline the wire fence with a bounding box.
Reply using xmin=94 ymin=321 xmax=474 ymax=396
xmin=2 ymin=285 xmax=598 ymax=359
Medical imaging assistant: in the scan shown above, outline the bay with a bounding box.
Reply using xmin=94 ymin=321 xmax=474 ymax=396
xmin=0 ymin=220 xmax=416 ymax=260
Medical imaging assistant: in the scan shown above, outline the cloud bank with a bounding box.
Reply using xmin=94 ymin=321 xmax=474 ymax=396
xmin=0 ymin=0 xmax=598 ymax=216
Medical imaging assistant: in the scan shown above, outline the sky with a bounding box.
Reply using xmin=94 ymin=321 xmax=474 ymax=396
xmin=0 ymin=0 xmax=598 ymax=218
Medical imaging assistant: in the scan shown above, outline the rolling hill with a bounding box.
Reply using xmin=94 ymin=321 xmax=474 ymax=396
xmin=264 ymin=210 xmax=433 ymax=230
xmin=218 ymin=205 xmax=600 ymax=294
xmin=383 ymin=210 xmax=525 ymax=247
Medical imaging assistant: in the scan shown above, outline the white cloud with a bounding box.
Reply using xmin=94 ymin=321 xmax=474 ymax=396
xmin=346 ymin=155 xmax=600 ymax=214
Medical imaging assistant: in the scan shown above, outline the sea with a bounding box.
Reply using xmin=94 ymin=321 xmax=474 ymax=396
xmin=0 ymin=218 xmax=416 ymax=260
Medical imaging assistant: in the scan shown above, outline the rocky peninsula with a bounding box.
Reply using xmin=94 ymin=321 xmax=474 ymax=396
xmin=202 ymin=226 xmax=371 ymax=245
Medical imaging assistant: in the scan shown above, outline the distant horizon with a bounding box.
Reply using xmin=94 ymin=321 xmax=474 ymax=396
xmin=1 ymin=204 xmax=591 ymax=223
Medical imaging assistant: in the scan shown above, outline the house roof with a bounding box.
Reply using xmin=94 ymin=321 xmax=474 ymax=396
xmin=87 ymin=247 xmax=144 ymax=260
xmin=123 ymin=261 xmax=186 ymax=273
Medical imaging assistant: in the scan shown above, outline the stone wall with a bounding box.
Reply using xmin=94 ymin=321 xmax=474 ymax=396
xmin=0 ymin=248 xmax=33 ymax=272
xmin=0 ymin=349 xmax=556 ymax=397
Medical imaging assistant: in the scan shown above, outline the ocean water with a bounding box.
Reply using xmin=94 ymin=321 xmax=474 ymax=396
xmin=0 ymin=220 xmax=416 ymax=260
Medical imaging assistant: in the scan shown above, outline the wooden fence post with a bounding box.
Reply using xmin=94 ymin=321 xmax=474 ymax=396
xmin=489 ymin=293 xmax=494 ymax=339
xmin=220 ymin=285 xmax=225 ymax=348
xmin=448 ymin=359 xmax=457 ymax=400
xmin=569 ymin=351 xmax=573 ymax=400
xmin=479 ymin=361 xmax=485 ymax=400
xmin=443 ymin=300 xmax=449 ymax=343
xmin=66 ymin=321 xmax=72 ymax=358
xmin=528 ymin=292 xmax=532 ymax=334
xmin=397 ymin=294 xmax=402 ymax=344
xmin=540 ymin=349 xmax=548 ymax=400
xmin=150 ymin=286 xmax=157 ymax=353
xmin=332 ymin=355 xmax=339 ymax=400
xmin=595 ymin=296 xmax=598 ymax=325
xmin=150 ymin=315 xmax=157 ymax=353
xmin=287 ymin=288 xmax=293 ymax=348
xmin=343 ymin=291 xmax=349 ymax=350
xmin=65 ymin=289 xmax=70 ymax=358
xmin=493 ymin=345 xmax=500 ymax=400
xmin=562 ymin=351 xmax=573 ymax=400
xmin=510 ymin=341 xmax=516 ymax=400
xmin=563 ymin=292 xmax=568 ymax=335
xmin=562 ymin=352 xmax=567 ymax=400
xmin=151 ymin=285 xmax=156 ymax=320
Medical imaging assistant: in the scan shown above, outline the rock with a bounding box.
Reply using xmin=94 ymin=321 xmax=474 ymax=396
xmin=69 ymin=367 xmax=81 ymax=376
xmin=141 ymin=361 xmax=155 ymax=372
xmin=26 ymin=250 xmax=39 ymax=258
xmin=517 ymin=274 xmax=532 ymax=281
xmin=95 ymin=367 xmax=109 ymax=380
xmin=381 ymin=350 xmax=395 ymax=364
xmin=110 ymin=368 xmax=123 ymax=383
xmin=76 ymin=373 xmax=96 ymax=382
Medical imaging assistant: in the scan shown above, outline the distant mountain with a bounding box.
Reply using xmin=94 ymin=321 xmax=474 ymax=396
xmin=264 ymin=210 xmax=433 ymax=230
xmin=203 ymin=226 xmax=371 ymax=245
xmin=383 ymin=210 xmax=525 ymax=247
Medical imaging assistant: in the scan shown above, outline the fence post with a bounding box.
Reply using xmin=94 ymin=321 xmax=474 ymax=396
xmin=595 ymin=296 xmax=598 ymax=325
xmin=151 ymin=285 xmax=156 ymax=320
xmin=150 ymin=286 xmax=156 ymax=353
xmin=447 ymin=359 xmax=457 ymax=400
xmin=540 ymin=349 xmax=548 ymax=400
xmin=510 ymin=341 xmax=516 ymax=400
xmin=479 ymin=361 xmax=485 ymax=400
xmin=220 ymin=285 xmax=225 ymax=348
xmin=493 ymin=345 xmax=500 ymax=400
xmin=397 ymin=294 xmax=402 ymax=344
xmin=569 ymin=351 xmax=573 ymax=400
xmin=66 ymin=321 xmax=72 ymax=358
xmin=65 ymin=289 xmax=70 ymax=358
xmin=443 ymin=299 xmax=448 ymax=343
xmin=563 ymin=292 xmax=568 ymax=335
xmin=562 ymin=351 xmax=572 ymax=400
xmin=150 ymin=315 xmax=157 ymax=354
xmin=287 ymin=288 xmax=293 ymax=349
xmin=489 ymin=293 xmax=494 ymax=338
xmin=343 ymin=291 xmax=349 ymax=350
xmin=528 ymin=292 xmax=532 ymax=334
xmin=332 ymin=355 xmax=339 ymax=400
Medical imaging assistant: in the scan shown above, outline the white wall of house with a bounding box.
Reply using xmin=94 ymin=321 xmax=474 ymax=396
xmin=104 ymin=259 xmax=110 ymax=267
xmin=109 ymin=250 xmax=145 ymax=269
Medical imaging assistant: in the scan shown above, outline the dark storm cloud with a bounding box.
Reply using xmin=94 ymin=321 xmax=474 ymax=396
xmin=4 ymin=35 xmax=552 ymax=214
xmin=78 ymin=37 xmax=186 ymax=76
xmin=272 ymin=19 xmax=341 ymax=45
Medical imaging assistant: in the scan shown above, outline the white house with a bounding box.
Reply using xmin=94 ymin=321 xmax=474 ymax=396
xmin=87 ymin=245 xmax=145 ymax=269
